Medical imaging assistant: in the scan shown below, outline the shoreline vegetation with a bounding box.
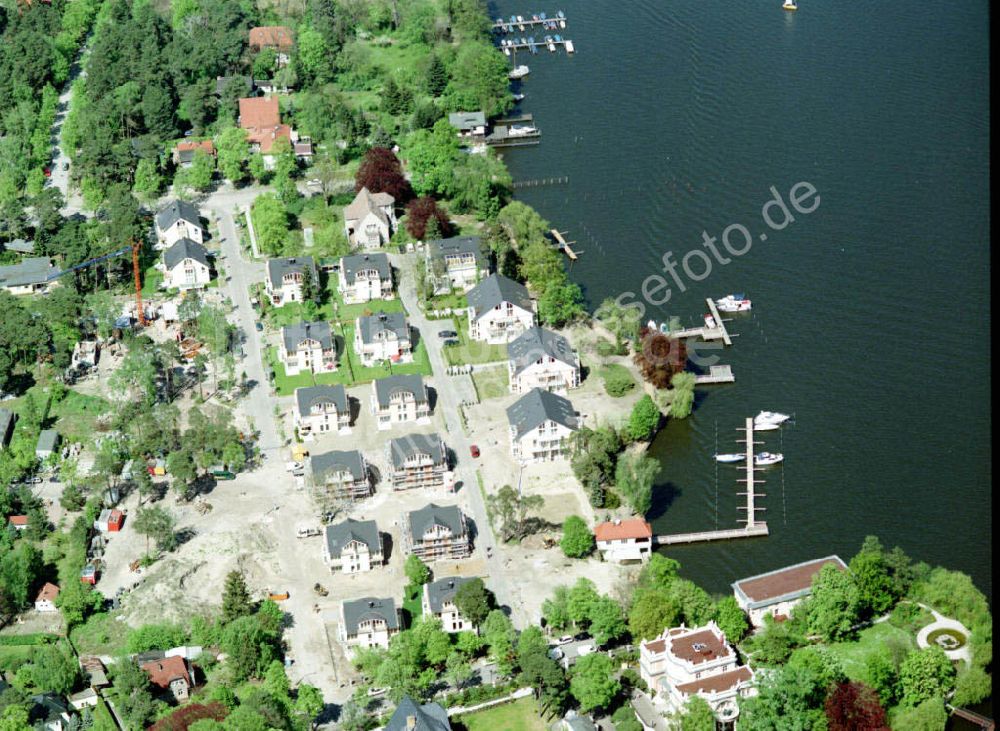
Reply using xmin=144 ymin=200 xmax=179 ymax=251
xmin=0 ymin=1 xmax=992 ymax=730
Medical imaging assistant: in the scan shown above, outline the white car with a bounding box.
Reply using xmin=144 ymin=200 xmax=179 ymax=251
xmin=285 ymin=461 xmax=303 ymax=472
xmin=557 ymin=635 xmax=574 ymax=645
xmin=576 ymin=643 xmax=596 ymax=657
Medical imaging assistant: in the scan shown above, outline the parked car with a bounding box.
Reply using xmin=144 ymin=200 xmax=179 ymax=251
xmin=285 ymin=461 xmax=303 ymax=472
xmin=62 ymin=162 xmax=69 ymax=170
xmin=576 ymin=643 xmax=596 ymax=657
xmin=469 ymin=445 xmax=480 ymax=458
xmin=24 ymin=476 xmax=42 ymax=484
xmin=438 ymin=330 xmax=458 ymax=338
xmin=42 ymin=167 xmax=51 ymax=178
xmin=557 ymin=635 xmax=574 ymax=645
xmin=297 ymin=525 xmax=321 ymax=538
xmin=255 ymin=321 xmax=264 ymax=332
xmin=442 ymin=338 xmax=459 ymax=347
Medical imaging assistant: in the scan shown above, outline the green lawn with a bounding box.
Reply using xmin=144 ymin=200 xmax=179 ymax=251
xmin=426 ymin=291 xmax=469 ymax=312
xmin=69 ymin=611 xmax=129 ymax=657
xmin=402 ymin=584 xmax=422 ymax=625
xmin=453 ymin=698 xmax=548 ymax=731
xmin=266 ymin=346 xmax=348 ymax=397
xmin=49 ymin=390 xmax=113 ymax=444
xmin=471 ymin=368 xmax=510 ymax=400
xmin=264 ymin=278 xmax=404 ymax=329
xmin=794 ymin=622 xmax=917 ymax=683
xmin=443 ymin=316 xmax=509 ymax=365
xmin=597 ymin=363 xmax=637 ymax=397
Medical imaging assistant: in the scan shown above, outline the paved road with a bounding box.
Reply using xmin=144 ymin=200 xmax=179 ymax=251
xmin=48 ymin=35 xmax=90 ymax=216
xmin=392 ymin=255 xmax=526 ymax=627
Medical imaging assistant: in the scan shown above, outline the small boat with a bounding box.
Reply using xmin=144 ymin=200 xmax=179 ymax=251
xmin=517 ymin=15 xmax=525 ymax=29
xmin=545 ymin=35 xmax=556 ymax=51
xmin=512 ymin=93 xmax=525 ymax=101
xmin=715 ymin=453 xmax=746 ymax=464
xmin=540 ymin=11 xmax=547 ymax=20
xmin=704 ymin=314 xmax=717 ymax=329
xmin=755 ymin=411 xmax=791 ymax=425
xmin=507 ymin=124 xmax=538 ymax=137
xmin=716 ymin=294 xmax=752 ymax=313
xmin=564 ymin=39 xmax=574 ymax=53
xmin=647 ymin=319 xmax=658 ymax=331
xmin=521 ymin=36 xmax=528 ymax=46
xmin=532 ymin=14 xmax=539 ymax=21
xmin=502 ymin=41 xmax=510 ymax=56
xmin=753 ymin=421 xmax=781 ymax=432
xmin=783 ymin=0 xmax=798 ymax=10
xmin=754 ymin=452 xmax=784 ymax=466
xmin=528 ymin=37 xmax=538 ymax=54
xmin=554 ymin=34 xmax=562 ymax=44
xmin=659 ymin=322 xmax=671 ymax=335
xmin=509 ymin=65 xmax=530 ymax=79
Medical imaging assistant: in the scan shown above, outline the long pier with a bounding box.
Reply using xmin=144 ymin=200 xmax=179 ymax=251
xmin=694 ymin=365 xmax=735 ymax=385
xmin=493 ymin=15 xmax=567 ymax=33
xmin=949 ymin=707 xmax=995 ymax=731
xmin=666 ymin=299 xmax=734 ymax=345
xmin=737 ymin=417 xmax=765 ymax=529
xmin=502 ymin=38 xmax=574 ymax=54
xmin=550 ymin=229 xmax=579 ymax=260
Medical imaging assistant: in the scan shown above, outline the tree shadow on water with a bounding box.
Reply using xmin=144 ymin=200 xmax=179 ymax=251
xmin=646 ymin=481 xmax=683 ymax=523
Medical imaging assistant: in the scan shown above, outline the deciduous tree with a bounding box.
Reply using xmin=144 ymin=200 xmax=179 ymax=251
xmin=560 ymin=515 xmax=594 ymax=558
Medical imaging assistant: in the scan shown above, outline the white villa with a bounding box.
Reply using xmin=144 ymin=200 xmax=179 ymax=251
xmin=466 ymin=274 xmax=535 ymax=344
xmin=323 ymin=519 xmax=383 ymax=573
xmin=343 ymin=187 xmax=396 ymax=249
xmin=594 ymin=518 xmax=654 ymax=563
xmin=279 ymin=321 xmax=337 ymax=376
xmin=339 ymin=597 xmax=400 ymax=655
xmin=732 ymin=556 xmax=848 ymax=628
xmin=371 ymin=374 xmax=431 ymax=430
xmin=265 ymin=256 xmax=318 ymax=307
xmin=294 ymin=384 xmax=351 ymax=436
xmin=508 ymin=327 xmax=581 ymax=394
xmin=354 ymin=312 xmax=412 ymax=366
xmin=422 ymin=577 xmax=477 ymax=633
xmin=309 ymin=450 xmax=372 ymax=501
xmin=425 ymin=236 xmax=487 ymax=293
xmin=506 ymin=388 xmax=579 ymax=463
xmin=386 ymin=433 xmax=448 ymax=490
xmin=155 ymin=200 xmax=203 ymax=249
xmin=161 ymin=238 xmax=211 ymax=290
xmin=338 ymin=252 xmax=394 ymax=303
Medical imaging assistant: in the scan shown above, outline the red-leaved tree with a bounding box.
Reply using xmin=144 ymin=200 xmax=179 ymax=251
xmin=633 ymin=328 xmax=688 ymax=388
xmin=825 ymin=682 xmax=890 ymax=731
xmin=355 ymin=147 xmax=413 ymax=202
xmin=405 ymin=196 xmax=452 ymax=240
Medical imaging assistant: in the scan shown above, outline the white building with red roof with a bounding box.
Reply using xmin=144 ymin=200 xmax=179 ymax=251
xmin=35 ymin=582 xmax=60 ymax=612
xmin=639 ymin=621 xmax=755 ymax=726
xmin=594 ymin=518 xmax=653 ymax=562
xmin=732 ymin=555 xmax=847 ymax=628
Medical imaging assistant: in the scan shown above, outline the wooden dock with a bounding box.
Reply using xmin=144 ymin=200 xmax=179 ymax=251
xmin=694 ymin=365 xmax=734 ymax=385
xmin=493 ymin=16 xmax=567 ymax=33
xmin=666 ymin=299 xmax=734 ymax=345
xmin=550 ymin=229 xmax=579 ymax=260
xmin=950 ymin=707 xmax=995 ymax=731
xmin=737 ymin=417 xmax=766 ymax=529
xmin=502 ymin=38 xmax=574 ymax=54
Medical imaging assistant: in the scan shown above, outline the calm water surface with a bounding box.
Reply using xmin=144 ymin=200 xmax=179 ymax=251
xmin=491 ymin=0 xmax=991 ymax=598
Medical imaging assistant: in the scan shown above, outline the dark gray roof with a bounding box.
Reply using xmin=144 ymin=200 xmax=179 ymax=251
xmin=324 ymin=518 xmax=379 ymax=557
xmin=0 ymin=257 xmax=59 ymax=288
xmin=281 ymin=321 xmax=333 ymax=352
xmin=163 ymin=238 xmax=209 ymax=271
xmin=342 ymin=597 xmax=399 ymax=635
xmin=426 ymin=236 xmax=485 ymax=267
xmin=215 ymin=75 xmax=253 ymax=95
xmin=509 ymin=327 xmax=576 ymax=375
xmin=407 ymin=503 xmax=465 ymax=541
xmin=36 ymin=429 xmax=60 ymax=452
xmin=388 ymin=433 xmax=444 ymax=468
xmin=0 ymin=409 xmax=14 ymax=444
xmin=357 ymin=311 xmax=408 ymax=345
xmin=424 ymin=576 xmax=475 ymax=614
xmin=155 ymin=199 xmax=200 ymax=231
xmin=311 ymin=449 xmax=366 ymax=483
xmin=467 ymin=274 xmax=532 ymax=320
xmin=6 ymin=238 xmax=35 ymax=254
xmin=340 ymin=252 xmax=391 ymax=283
xmin=266 ymin=256 xmax=317 ymax=288
xmin=385 ymin=697 xmax=451 ymax=731
xmin=506 ymin=388 xmax=577 ymax=439
xmin=295 ymin=384 xmax=348 ymax=415
xmin=448 ymin=111 xmax=486 ymax=130
xmin=373 ymin=374 xmax=427 ymax=408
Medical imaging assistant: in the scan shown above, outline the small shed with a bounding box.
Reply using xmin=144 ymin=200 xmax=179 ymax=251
xmin=8 ymin=515 xmax=28 ymax=531
xmin=80 ymin=564 xmax=97 ymax=585
xmin=36 ymin=429 xmax=60 ymax=459
xmin=34 ymin=582 xmax=60 ymax=612
xmin=68 ymin=688 xmax=99 ymax=711
xmin=94 ymin=509 xmax=125 ymax=533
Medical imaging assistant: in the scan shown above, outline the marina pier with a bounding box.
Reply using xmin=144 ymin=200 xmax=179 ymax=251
xmin=667 ymin=298 xmax=734 ymax=345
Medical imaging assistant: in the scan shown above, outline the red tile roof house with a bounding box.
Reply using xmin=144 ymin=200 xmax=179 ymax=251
xmin=8 ymin=515 xmax=28 ymax=531
xmin=34 ymin=582 xmax=60 ymax=612
xmin=732 ymin=555 xmax=847 ymax=628
xmin=173 ymin=140 xmax=216 ymax=168
xmin=238 ymin=97 xmax=310 ymax=168
xmin=639 ymin=621 xmax=756 ymax=727
xmin=142 ymin=655 xmax=194 ymax=703
xmin=594 ymin=518 xmax=653 ymax=563
xmin=249 ymin=25 xmax=294 ymax=65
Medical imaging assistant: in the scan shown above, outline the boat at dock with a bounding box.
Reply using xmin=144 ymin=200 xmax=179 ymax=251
xmin=512 ymin=93 xmax=525 ymax=101
xmin=509 ymin=65 xmax=530 ymax=79
xmin=755 ymin=411 xmax=791 ymax=426
xmin=557 ymin=9 xmax=566 ymax=27
xmin=502 ymin=40 xmax=511 ymax=56
xmin=564 ymin=39 xmax=575 ymax=53
xmin=783 ymin=0 xmax=798 ymax=9
xmin=517 ymin=15 xmax=525 ymax=29
xmin=659 ymin=322 xmax=671 ymax=335
xmin=753 ymin=421 xmax=781 ymax=432
xmin=704 ymin=314 xmax=718 ymax=329
xmin=528 ymin=37 xmax=538 ymax=54
xmin=754 ymin=452 xmax=784 ymax=466
xmin=545 ymin=35 xmax=556 ymax=51
xmin=507 ymin=124 xmax=539 ymax=137
xmin=716 ymin=293 xmax=752 ymax=312
xmin=715 ymin=453 xmax=746 ymax=463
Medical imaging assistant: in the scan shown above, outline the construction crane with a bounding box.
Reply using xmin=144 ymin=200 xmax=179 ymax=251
xmin=45 ymin=240 xmax=147 ymax=327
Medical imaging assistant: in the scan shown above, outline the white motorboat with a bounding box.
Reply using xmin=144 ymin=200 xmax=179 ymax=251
xmin=716 ymin=293 xmax=752 ymax=313
xmin=509 ymin=65 xmax=530 ymax=79
xmin=754 ymin=452 xmax=784 ymax=466
xmin=704 ymin=314 xmax=718 ymax=329
xmin=507 ymin=124 xmax=538 ymax=137
xmin=714 ymin=453 xmax=746 ymax=463
xmin=753 ymin=421 xmax=781 ymax=432
xmin=512 ymin=93 xmax=525 ymax=101
xmin=755 ymin=411 xmax=791 ymax=425
xmin=783 ymin=0 xmax=798 ymax=10
xmin=659 ymin=322 xmax=671 ymax=335
xmin=646 ymin=319 xmax=658 ymax=331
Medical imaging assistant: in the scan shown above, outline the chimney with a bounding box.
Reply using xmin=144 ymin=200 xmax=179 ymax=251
xmin=406 ymin=715 xmax=417 ymax=730
xmin=369 ymin=600 xmax=376 ymax=608
xmin=613 ymin=518 xmax=621 ymax=525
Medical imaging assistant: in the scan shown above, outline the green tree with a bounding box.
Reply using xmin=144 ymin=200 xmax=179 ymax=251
xmin=426 ymin=53 xmax=448 ymax=96
xmin=13 ymin=643 xmax=79 ymax=695
xmin=678 ymin=696 xmax=716 ymax=731
xmin=570 ymin=654 xmax=620 ymax=713
xmin=560 ymin=515 xmax=594 ymax=558
xmin=627 ymin=396 xmax=662 ymax=442
xmin=628 ymin=588 xmax=681 ymax=642
xmin=251 ymin=193 xmax=289 ymax=255
xmin=486 ymin=484 xmax=545 ymax=542
xmin=595 ymin=297 xmax=642 ymax=352
xmin=713 ymin=596 xmax=749 ymax=644
xmin=295 ymin=683 xmax=324 ymax=729
xmin=737 ymin=665 xmax=827 ymax=730
xmin=110 ymin=659 xmax=157 ymax=730
xmin=668 ymin=371 xmax=696 ymax=419
xmin=890 ymin=698 xmax=948 ymax=731
xmin=133 ymin=505 xmax=177 ymax=556
xmin=898 ymin=646 xmax=955 ymax=707
xmin=217 ymin=126 xmax=250 ymax=183
xmin=222 ymin=570 xmax=253 ymax=624
xmin=865 ymin=648 xmax=901 ymax=707
xmin=55 ymin=580 xmax=104 ymax=628
xmin=404 ymin=555 xmax=431 ymax=586
xmin=482 ymin=610 xmax=517 ymax=676
xmin=952 ymin=665 xmax=992 ymax=707
xmin=614 ymin=451 xmax=661 ymax=515
xmin=454 ymin=577 xmax=493 ymax=628
xmin=808 ymin=563 xmax=862 ymax=641
xmin=133 ymin=157 xmax=163 ymax=201
xmin=447 ymin=41 xmax=512 ymax=117
xmin=612 ymin=706 xmax=644 ymax=731
xmin=248 ymin=153 xmax=267 ymax=183
xmin=849 ymin=537 xmax=899 ymax=618
xmin=0 ymin=706 xmax=30 ymax=731
xmin=222 ymin=614 xmax=279 ymax=681
xmin=589 ymin=596 xmax=628 ymax=646
xmin=167 ymin=448 xmax=197 ymax=498
xmin=537 ymin=280 xmax=585 ymax=327
xmin=296 ymin=27 xmax=331 ymax=86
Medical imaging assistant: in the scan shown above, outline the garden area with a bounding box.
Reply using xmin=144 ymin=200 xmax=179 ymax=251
xmin=471 ymin=368 xmax=509 ymax=401
xmin=443 ymin=316 xmax=509 ymax=366
xmin=452 ymin=697 xmax=547 ymax=731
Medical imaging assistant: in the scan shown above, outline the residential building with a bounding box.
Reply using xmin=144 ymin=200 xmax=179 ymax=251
xmin=639 ymin=621 xmax=755 ymax=726
xmin=162 ymin=238 xmax=211 ymax=290
xmin=323 ymin=519 xmax=383 ymax=573
xmin=141 ymin=655 xmax=193 ymax=703
xmin=508 ymin=326 xmax=581 ymax=394
xmin=467 ymin=274 xmax=535 ymax=343
xmin=294 ymin=384 xmax=351 ymax=436
xmin=309 ymin=450 xmax=372 ymax=501
xmin=422 ymin=577 xmax=476 ymax=633
xmin=339 ymin=597 xmax=400 ymax=654
xmin=387 ymin=434 xmax=448 ymax=490
xmin=155 ymin=200 xmax=203 ymax=248
xmin=80 ymin=656 xmax=110 ymax=689
xmin=6 ymin=238 xmax=34 ymax=254
xmin=8 ymin=516 xmax=27 ymax=531
xmin=172 ymin=140 xmax=216 ymax=168
xmin=0 ymin=409 xmax=14 ymax=450
xmin=29 ymin=694 xmax=72 ymax=731
xmin=732 ymin=556 xmax=848 ymax=628
xmin=68 ymin=689 xmax=99 ymax=712
xmin=594 ymin=518 xmax=654 ymax=562
xmin=551 ymin=711 xmax=598 ymax=731
xmin=371 ymin=374 xmax=431 ymax=430
xmin=34 ymin=583 xmax=59 ymax=612
xmin=343 ymin=187 xmax=396 ymax=248
xmin=448 ymin=111 xmax=488 ymax=138
xmin=506 ymin=388 xmax=578 ymax=463
xmin=403 ymin=503 xmax=471 ymax=561
xmin=214 ymin=75 xmax=254 ymax=97
xmin=36 ymin=429 xmax=60 ymax=460
xmin=265 ymin=256 xmax=318 ymax=306
xmin=385 ymin=696 xmax=452 ymax=731
xmin=279 ymin=321 xmax=337 ymax=376
xmin=0 ymin=257 xmax=59 ymax=295
xmin=249 ymin=25 xmax=294 ymax=65
xmin=354 ymin=311 xmax=412 ymax=366
xmin=238 ymin=96 xmax=303 ymax=166
xmin=425 ymin=236 xmax=486 ymax=293
xmin=338 ymin=252 xmax=394 ymax=303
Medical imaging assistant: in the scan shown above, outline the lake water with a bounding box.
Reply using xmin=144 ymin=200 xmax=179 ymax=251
xmin=492 ymin=0 xmax=991 ymax=599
